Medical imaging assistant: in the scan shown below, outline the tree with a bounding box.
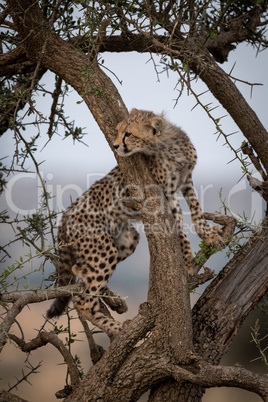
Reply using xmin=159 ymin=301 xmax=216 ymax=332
xmin=1 ymin=0 xmax=268 ymax=401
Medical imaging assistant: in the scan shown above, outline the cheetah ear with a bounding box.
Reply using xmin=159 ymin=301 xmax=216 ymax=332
xmin=150 ymin=117 xmax=164 ymax=135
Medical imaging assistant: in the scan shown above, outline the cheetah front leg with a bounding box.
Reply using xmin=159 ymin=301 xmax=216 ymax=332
xmin=101 ymin=287 xmax=128 ymax=314
xmin=181 ymin=175 xmax=225 ymax=248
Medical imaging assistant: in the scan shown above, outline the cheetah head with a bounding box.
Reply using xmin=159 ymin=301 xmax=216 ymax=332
xmin=113 ymin=109 xmax=164 ymax=156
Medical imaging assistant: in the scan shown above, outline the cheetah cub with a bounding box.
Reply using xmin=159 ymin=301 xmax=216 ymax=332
xmin=47 ymin=108 xmax=223 ymax=337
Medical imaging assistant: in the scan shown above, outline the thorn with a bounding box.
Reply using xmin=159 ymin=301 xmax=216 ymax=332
xmin=197 ymin=89 xmax=210 ymax=97
xmin=191 ymin=103 xmax=198 ymax=111
xmin=229 ymin=61 xmax=236 ymax=76
xmin=227 ymin=157 xmax=237 ymax=164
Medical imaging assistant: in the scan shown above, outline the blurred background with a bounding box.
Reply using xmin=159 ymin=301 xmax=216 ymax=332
xmin=1 ymin=43 xmax=268 ymax=401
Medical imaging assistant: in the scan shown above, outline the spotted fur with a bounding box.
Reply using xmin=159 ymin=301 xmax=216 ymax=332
xmin=47 ymin=108 xmax=223 ymax=336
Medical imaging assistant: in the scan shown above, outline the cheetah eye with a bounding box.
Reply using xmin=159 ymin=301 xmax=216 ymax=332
xmin=124 ymin=132 xmax=131 ymax=138
xmin=152 ymin=128 xmax=157 ymax=135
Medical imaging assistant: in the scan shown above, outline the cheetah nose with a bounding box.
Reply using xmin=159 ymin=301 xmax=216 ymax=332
xmin=113 ymin=144 xmax=119 ymax=150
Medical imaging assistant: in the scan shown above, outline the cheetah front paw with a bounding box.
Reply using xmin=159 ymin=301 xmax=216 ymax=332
xmin=102 ymin=293 xmax=128 ymax=314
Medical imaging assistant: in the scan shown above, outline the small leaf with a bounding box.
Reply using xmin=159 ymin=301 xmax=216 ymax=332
xmin=210 ymin=31 xmax=216 ymax=40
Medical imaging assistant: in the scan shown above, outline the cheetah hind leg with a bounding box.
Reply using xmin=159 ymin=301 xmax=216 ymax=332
xmin=74 ymin=292 xmax=123 ymax=337
xmin=70 ymin=280 xmax=128 ymax=314
xmin=72 ymin=264 xmax=123 ymax=337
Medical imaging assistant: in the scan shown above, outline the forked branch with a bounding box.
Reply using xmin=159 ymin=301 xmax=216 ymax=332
xmin=0 ymin=284 xmax=83 ymax=352
xmin=9 ymin=332 xmax=80 ymax=387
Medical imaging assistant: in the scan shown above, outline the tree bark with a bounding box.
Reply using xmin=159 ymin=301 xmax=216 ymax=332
xmin=193 ymin=217 xmax=268 ymax=363
xmin=0 ymin=389 xmax=28 ymax=402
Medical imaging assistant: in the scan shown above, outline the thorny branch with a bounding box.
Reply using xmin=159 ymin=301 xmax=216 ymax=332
xmin=0 ymin=284 xmax=82 ymax=352
xmin=9 ymin=332 xmax=80 ymax=387
xmin=7 ymin=360 xmax=42 ymax=392
xmin=0 ymin=283 xmax=128 ymax=355
xmin=13 ymin=128 xmax=57 ymax=246
xmin=47 ymin=76 xmax=63 ymax=139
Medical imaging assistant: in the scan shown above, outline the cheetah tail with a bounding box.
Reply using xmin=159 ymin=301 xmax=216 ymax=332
xmin=46 ymin=295 xmax=72 ymax=319
xmin=47 ymin=216 xmax=76 ymax=319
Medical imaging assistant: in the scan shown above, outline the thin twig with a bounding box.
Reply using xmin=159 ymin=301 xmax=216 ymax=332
xmin=14 ymin=128 xmax=57 ymax=246
xmin=0 ymin=284 xmax=82 ymax=353
xmin=48 ymin=76 xmax=63 ymax=138
xmin=77 ymin=313 xmax=105 ymax=364
xmin=7 ymin=359 xmax=42 ymax=392
xmin=9 ymin=331 xmax=80 ymax=387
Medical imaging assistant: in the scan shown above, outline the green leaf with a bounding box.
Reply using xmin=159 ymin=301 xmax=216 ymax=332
xmin=210 ymin=31 xmax=216 ymax=40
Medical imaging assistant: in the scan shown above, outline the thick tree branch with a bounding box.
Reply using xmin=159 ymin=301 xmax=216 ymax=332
xmin=69 ymin=32 xmax=166 ymax=54
xmin=204 ymin=9 xmax=263 ymax=62
xmin=0 ymin=46 xmax=25 ymax=66
xmin=66 ymin=338 xmax=268 ymax=401
xmin=193 ymin=217 xmax=268 ymax=364
xmin=169 ymin=360 xmax=268 ymax=401
xmin=65 ymin=302 xmax=156 ymax=401
xmin=0 ymin=53 xmax=37 ymax=76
